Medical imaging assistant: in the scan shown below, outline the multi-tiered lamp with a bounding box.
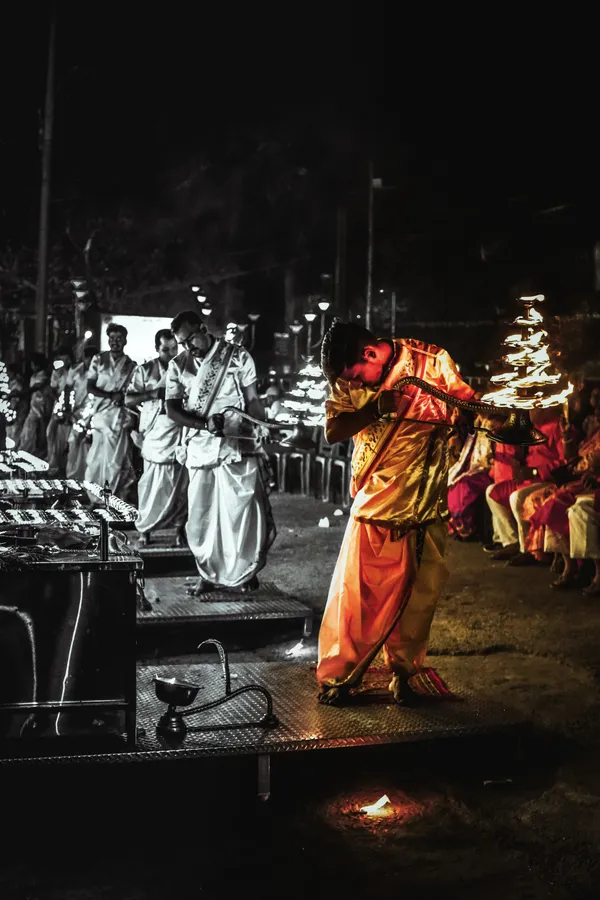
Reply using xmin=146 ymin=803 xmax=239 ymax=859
xmin=481 ymin=294 xmax=572 ymax=445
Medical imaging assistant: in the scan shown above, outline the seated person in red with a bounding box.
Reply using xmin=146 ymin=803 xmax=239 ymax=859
xmin=447 ymin=415 xmax=500 ymax=540
xmin=484 ymin=408 xmax=564 ymax=564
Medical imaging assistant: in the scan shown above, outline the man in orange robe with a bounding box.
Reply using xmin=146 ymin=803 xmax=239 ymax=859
xmin=317 ymin=320 xmax=478 ymax=706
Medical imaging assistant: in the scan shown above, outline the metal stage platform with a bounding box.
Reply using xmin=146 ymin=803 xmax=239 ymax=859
xmin=129 ymin=529 xmax=192 ymax=560
xmin=0 ymin=662 xmax=527 ymax=799
xmin=137 ymin=577 xmax=314 ymax=638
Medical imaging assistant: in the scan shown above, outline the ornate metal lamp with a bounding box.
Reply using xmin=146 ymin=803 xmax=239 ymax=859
xmin=481 ymin=294 xmax=572 ymax=445
xmin=154 ymin=640 xmax=278 ymax=739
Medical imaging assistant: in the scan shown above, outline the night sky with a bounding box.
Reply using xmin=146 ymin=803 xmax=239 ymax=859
xmin=2 ymin=5 xmax=598 ymax=309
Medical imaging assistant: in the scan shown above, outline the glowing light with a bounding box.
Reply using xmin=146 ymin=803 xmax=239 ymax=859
xmin=84 ymin=330 xmax=93 ymax=340
xmin=318 ymin=301 xmax=330 ymax=312
xmin=5 ymin=437 xmax=15 ymax=449
xmin=360 ymin=795 xmax=391 ymax=815
xmin=482 ymin=295 xmax=573 ymax=410
xmin=304 ymin=312 xmax=317 ymax=323
xmin=53 ymin=359 xmax=65 ymax=370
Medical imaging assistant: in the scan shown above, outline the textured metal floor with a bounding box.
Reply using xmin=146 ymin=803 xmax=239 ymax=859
xmin=0 ymin=662 xmax=526 ymax=766
xmin=129 ymin=529 xmax=192 ymax=559
xmin=137 ymin=578 xmax=313 ymax=635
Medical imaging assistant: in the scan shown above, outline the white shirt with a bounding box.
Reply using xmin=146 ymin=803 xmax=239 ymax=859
xmin=165 ymin=340 xmax=257 ymax=468
xmin=128 ymin=357 xmax=182 ymax=463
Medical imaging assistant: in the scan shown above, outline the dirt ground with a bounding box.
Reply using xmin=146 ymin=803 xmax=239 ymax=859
xmin=3 ymin=493 xmax=600 ymax=899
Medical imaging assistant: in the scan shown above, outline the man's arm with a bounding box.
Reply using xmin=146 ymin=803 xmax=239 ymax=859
xmin=325 ymin=391 xmax=406 ymax=443
xmin=125 ymin=365 xmax=162 ymax=409
xmin=242 ymin=382 xmax=265 ymax=421
xmin=166 ymin=399 xmax=207 ymax=430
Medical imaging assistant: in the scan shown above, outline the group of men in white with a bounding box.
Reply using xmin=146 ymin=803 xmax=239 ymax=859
xmin=52 ymin=310 xmax=275 ymax=595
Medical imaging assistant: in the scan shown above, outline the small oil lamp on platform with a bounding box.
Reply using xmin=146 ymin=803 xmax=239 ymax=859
xmin=481 ymin=295 xmax=572 ymax=445
xmin=154 ymin=639 xmax=279 ymax=740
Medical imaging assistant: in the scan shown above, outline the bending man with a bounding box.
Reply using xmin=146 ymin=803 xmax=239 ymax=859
xmin=317 ymin=320 xmax=477 ymax=706
xmin=166 ymin=311 xmax=275 ymax=593
xmin=126 ymin=329 xmax=187 ymax=546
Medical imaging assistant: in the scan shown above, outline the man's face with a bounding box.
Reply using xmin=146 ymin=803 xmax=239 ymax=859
xmin=158 ymin=336 xmax=178 ymax=364
xmin=173 ymin=321 xmax=211 ymax=358
xmin=108 ymin=330 xmax=127 ymax=355
xmin=341 ymin=344 xmax=387 ymax=386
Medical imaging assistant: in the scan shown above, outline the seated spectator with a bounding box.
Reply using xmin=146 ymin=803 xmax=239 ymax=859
xmin=526 ymin=406 xmax=600 ymax=588
xmin=485 ymin=408 xmax=564 ymax=564
xmin=447 ymin=415 xmax=498 ymax=539
xmin=566 ymin=493 xmax=600 ymax=595
xmin=521 ymin=385 xmax=599 ymax=565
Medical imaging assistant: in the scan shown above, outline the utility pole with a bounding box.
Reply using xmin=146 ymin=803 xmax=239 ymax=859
xmin=366 ymin=161 xmax=374 ymax=330
xmin=35 ymin=14 xmax=56 ymax=355
xmin=334 ymin=207 xmax=347 ymax=317
xmin=391 ymin=291 xmax=396 ymax=337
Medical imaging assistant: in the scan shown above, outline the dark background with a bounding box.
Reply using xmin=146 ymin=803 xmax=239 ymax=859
xmin=1 ymin=4 xmax=599 ymax=365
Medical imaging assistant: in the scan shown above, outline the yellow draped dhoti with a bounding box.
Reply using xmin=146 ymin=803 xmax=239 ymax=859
xmin=317 ymin=338 xmax=475 ymax=694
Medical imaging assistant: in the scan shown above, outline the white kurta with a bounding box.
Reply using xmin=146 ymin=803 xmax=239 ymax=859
xmin=66 ymin=362 xmax=94 ymax=480
xmin=127 ymin=358 xmax=187 ymax=533
xmin=84 ymin=351 xmax=137 ymax=498
xmin=165 ymin=342 xmax=275 ymax=587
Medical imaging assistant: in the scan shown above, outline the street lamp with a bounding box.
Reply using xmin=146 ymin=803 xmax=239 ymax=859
xmin=237 ymin=322 xmax=249 ymax=346
xmin=317 ymin=300 xmax=330 ymax=341
xmin=70 ymin=278 xmax=88 ymax=343
xmin=289 ymin=321 xmax=303 ymax=368
xmin=201 ymin=301 xmax=212 ymax=317
xmin=304 ymin=312 xmax=317 ymax=356
xmin=84 ymin=330 xmax=93 ymax=340
xmin=248 ymin=312 xmax=260 ymax=350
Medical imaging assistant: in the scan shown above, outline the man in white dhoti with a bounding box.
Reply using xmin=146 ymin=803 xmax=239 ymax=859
xmin=46 ymin=347 xmax=74 ymax=476
xmin=85 ymin=324 xmax=137 ymax=499
xmin=126 ymin=329 xmax=187 ymax=546
xmin=65 ymin=345 xmax=98 ymax=480
xmin=166 ymin=310 xmax=275 ymax=594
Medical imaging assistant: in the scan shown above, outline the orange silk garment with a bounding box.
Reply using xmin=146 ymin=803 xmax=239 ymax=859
xmin=317 ymin=338 xmax=475 ymax=687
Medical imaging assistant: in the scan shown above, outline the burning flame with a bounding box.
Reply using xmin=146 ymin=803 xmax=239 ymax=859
xmin=360 ymin=795 xmax=392 ymax=815
xmin=481 ymin=295 xmax=573 ymax=410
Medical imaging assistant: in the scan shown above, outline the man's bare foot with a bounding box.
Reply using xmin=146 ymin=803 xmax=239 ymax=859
xmin=551 ymin=553 xmax=564 ymax=574
xmin=582 ymin=580 xmax=600 ymax=597
xmin=137 ymin=532 xmax=150 ymax=547
xmin=240 ymin=576 xmax=259 ymax=593
xmin=317 ymin=685 xmax=351 ymax=706
xmin=490 ymin=543 xmax=519 ymax=561
xmin=550 ymin=573 xmax=578 ymax=590
xmin=388 ymin=674 xmax=420 ymax=707
xmin=174 ymin=527 xmax=186 ymax=548
xmin=507 ymin=552 xmax=537 ymax=567
xmin=186 ymin=579 xmax=216 ymax=596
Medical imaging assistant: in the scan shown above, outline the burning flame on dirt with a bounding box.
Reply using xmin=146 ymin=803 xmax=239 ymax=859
xmin=481 ymin=294 xmax=573 ymax=410
xmin=360 ymin=794 xmax=392 ymax=816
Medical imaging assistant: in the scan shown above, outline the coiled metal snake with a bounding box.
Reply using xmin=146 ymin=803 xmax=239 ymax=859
xmin=217 ymin=376 xmax=499 ymax=432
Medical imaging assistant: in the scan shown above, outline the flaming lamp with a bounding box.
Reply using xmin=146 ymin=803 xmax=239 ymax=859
xmin=481 ymin=295 xmax=572 ymax=445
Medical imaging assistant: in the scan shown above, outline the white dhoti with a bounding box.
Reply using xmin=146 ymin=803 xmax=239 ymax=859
xmin=85 ymin=406 xmax=135 ymax=498
xmin=136 ymin=460 xmax=187 ymax=533
xmin=66 ymin=431 xmax=89 ymax=480
xmin=568 ymin=494 xmax=600 ymax=559
xmin=128 ymin=360 xmax=187 ymax=534
xmin=186 ymin=456 xmax=273 ymax=587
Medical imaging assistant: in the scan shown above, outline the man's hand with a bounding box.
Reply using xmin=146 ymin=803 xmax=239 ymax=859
xmin=377 ymin=390 xmax=405 ymax=417
xmin=207 ymin=413 xmax=225 ymax=435
xmin=111 ymin=391 xmax=124 ymax=406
